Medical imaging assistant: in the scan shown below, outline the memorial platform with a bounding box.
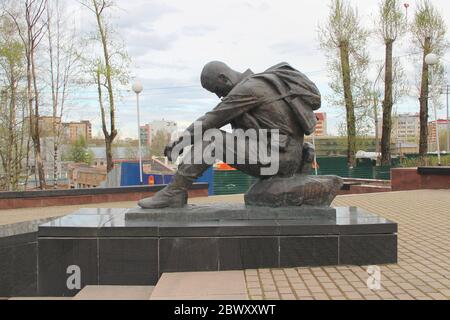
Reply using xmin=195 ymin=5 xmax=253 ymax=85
xmin=37 ymin=205 xmax=397 ymax=297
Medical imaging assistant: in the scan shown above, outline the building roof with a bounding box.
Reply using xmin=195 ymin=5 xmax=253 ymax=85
xmin=89 ymin=147 xmax=130 ymax=159
xmin=429 ymin=119 xmax=450 ymax=124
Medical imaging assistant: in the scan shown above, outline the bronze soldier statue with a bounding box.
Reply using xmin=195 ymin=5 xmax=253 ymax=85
xmin=138 ymin=61 xmax=322 ymax=209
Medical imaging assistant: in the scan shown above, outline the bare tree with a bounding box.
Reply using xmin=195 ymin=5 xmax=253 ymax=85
xmin=79 ymin=0 xmax=130 ymax=174
xmin=0 ymin=13 xmax=27 ymax=191
xmin=45 ymin=0 xmax=80 ymax=188
xmin=319 ymin=0 xmax=370 ymax=167
xmin=7 ymin=0 xmax=48 ymax=189
xmin=371 ymin=59 xmax=409 ymax=163
xmin=411 ymin=0 xmax=448 ymax=157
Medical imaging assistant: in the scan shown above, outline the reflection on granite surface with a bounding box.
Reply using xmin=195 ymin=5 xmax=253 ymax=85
xmin=40 ymin=207 xmax=397 ymax=236
xmin=41 ymin=215 xmax=113 ymax=228
xmin=70 ymin=208 xmax=128 ymax=216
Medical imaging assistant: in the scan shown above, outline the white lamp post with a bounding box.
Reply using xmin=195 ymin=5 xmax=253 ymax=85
xmin=132 ymin=81 xmax=144 ymax=184
xmin=312 ymin=133 xmax=318 ymax=176
xmin=425 ymin=53 xmax=441 ymax=166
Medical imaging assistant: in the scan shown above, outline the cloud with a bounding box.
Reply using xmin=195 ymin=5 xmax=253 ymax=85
xmin=64 ymin=0 xmax=450 ymax=138
xmin=181 ymin=25 xmax=217 ymax=37
xmin=126 ymin=31 xmax=179 ymax=55
xmin=270 ymin=41 xmax=320 ymax=56
xmin=114 ymin=0 xmax=179 ymax=30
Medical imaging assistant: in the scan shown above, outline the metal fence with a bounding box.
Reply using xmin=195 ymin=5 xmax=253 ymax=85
xmin=316 ymin=157 xmax=395 ymax=181
xmin=213 ymin=156 xmax=397 ymax=195
xmin=214 ymin=171 xmax=258 ymax=195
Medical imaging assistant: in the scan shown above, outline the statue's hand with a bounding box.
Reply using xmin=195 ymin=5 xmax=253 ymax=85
xmin=298 ymin=142 xmax=316 ymax=175
xmin=302 ymin=142 xmax=315 ymax=164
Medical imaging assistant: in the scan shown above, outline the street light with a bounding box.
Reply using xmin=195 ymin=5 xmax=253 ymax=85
xmin=425 ymin=53 xmax=441 ymax=166
xmin=404 ymin=3 xmax=410 ymax=22
xmin=132 ymin=81 xmax=144 ymax=184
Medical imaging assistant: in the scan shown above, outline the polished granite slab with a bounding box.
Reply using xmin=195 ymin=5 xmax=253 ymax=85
xmin=0 ymin=216 xmax=63 ymax=298
xmin=0 ymin=233 xmax=38 ymax=297
xmin=126 ymin=204 xmax=338 ymax=222
xmin=39 ymin=206 xmax=397 ymax=238
xmin=37 ymin=205 xmax=398 ymax=297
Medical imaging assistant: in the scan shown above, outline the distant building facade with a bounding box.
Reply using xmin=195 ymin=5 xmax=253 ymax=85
xmin=428 ymin=119 xmax=450 ymax=145
xmin=23 ymin=117 xmax=92 ymax=187
xmin=395 ymin=113 xmax=420 ymax=143
xmin=315 ymin=112 xmax=327 ymax=137
xmin=28 ymin=116 xmax=92 ymax=144
xmin=140 ymin=120 xmax=178 ymax=146
xmin=37 ymin=116 xmax=62 ymax=137
xmin=63 ymin=120 xmax=92 ymax=143
xmin=378 ymin=113 xmax=420 ymax=144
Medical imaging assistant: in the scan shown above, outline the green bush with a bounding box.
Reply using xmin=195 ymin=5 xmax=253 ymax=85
xmin=64 ymin=136 xmax=94 ymax=165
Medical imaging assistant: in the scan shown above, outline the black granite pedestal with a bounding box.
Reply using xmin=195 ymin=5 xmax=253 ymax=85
xmin=37 ymin=206 xmax=398 ymax=297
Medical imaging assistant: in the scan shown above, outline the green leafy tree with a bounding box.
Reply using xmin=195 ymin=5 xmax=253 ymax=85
xmin=0 ymin=13 xmax=29 ymax=191
xmin=411 ymin=0 xmax=448 ymax=157
xmin=79 ymin=0 xmax=130 ymax=173
xmin=6 ymin=0 xmax=49 ymax=189
xmin=67 ymin=136 xmax=94 ymax=165
xmin=377 ymin=0 xmax=406 ymax=165
xmin=319 ymin=0 xmax=370 ymax=167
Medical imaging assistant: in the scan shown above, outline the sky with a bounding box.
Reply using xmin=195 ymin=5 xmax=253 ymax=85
xmin=62 ymin=0 xmax=450 ymax=139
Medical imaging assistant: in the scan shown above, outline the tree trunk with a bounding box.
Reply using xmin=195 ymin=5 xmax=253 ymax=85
xmin=94 ymin=0 xmax=117 ymax=173
xmin=31 ymin=48 xmax=46 ymax=189
xmin=373 ymin=94 xmax=380 ymax=165
xmin=419 ymin=37 xmax=431 ymax=158
xmin=7 ymin=80 xmax=15 ymax=191
xmin=9 ymin=74 xmax=18 ymax=190
xmin=15 ymin=93 xmax=27 ymax=191
xmin=53 ymin=143 xmax=58 ymax=188
xmin=105 ymin=138 xmax=114 ymax=174
xmin=48 ymin=8 xmax=59 ymax=189
xmin=24 ymin=133 xmax=31 ymax=191
xmin=381 ymin=40 xmax=394 ymax=166
xmin=339 ymin=42 xmax=357 ymax=167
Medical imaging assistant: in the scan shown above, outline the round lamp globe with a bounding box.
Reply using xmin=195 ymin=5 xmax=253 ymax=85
xmin=132 ymin=81 xmax=143 ymax=94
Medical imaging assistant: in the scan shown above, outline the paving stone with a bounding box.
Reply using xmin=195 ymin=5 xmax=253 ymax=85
xmin=73 ymin=286 xmax=154 ymax=300
xmin=245 ymin=191 xmax=450 ymax=301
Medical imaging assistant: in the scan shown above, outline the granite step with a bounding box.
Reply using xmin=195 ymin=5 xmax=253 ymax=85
xmin=73 ymin=286 xmax=155 ymax=300
xmin=8 ymin=297 xmax=72 ymax=300
xmin=150 ymin=271 xmax=249 ymax=300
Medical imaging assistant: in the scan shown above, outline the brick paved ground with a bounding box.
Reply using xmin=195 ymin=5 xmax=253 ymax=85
xmin=1 ymin=190 xmax=448 ymax=300
xmin=245 ymin=190 xmax=450 ymax=300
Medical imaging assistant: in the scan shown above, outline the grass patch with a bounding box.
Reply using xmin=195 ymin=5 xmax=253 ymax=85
xmin=400 ymin=155 xmax=450 ymax=167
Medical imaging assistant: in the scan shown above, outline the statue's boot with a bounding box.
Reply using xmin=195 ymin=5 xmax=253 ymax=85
xmin=138 ymin=163 xmax=209 ymax=209
xmin=138 ymin=174 xmax=192 ymax=209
